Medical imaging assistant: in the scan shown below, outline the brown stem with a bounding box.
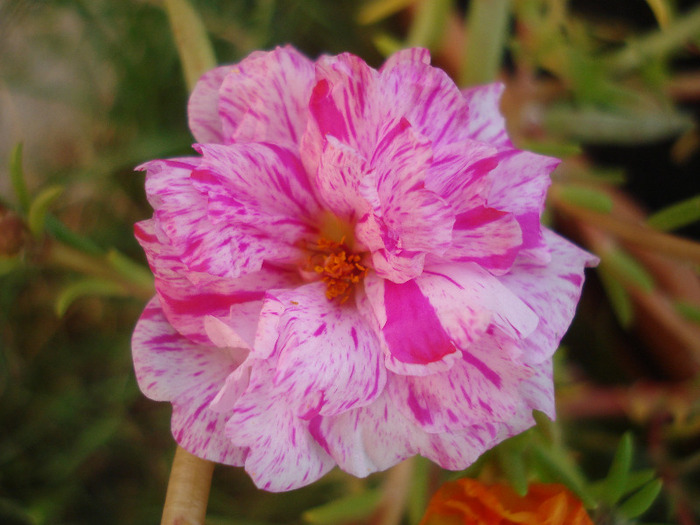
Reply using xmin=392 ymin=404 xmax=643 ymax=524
xmin=371 ymin=458 xmax=415 ymax=525
xmin=161 ymin=446 xmax=215 ymax=525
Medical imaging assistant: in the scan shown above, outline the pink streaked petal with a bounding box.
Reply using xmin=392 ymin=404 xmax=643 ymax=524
xmin=378 ymin=59 xmax=470 ymax=146
xmin=188 ymin=65 xmax=232 ymax=144
xmin=418 ymin=263 xmax=539 ymax=343
xmin=380 ymin=278 xmax=459 ymax=365
xmin=519 ymin=359 xmax=556 ymax=419
xmin=387 ymin=339 xmax=534 ymax=433
xmin=487 ymin=148 xmax=560 ymax=264
xmin=193 ymin=142 xmax=321 ymax=241
xmin=203 ymin=299 xmax=261 ymax=350
xmin=227 ymin=362 xmax=335 ymax=492
xmin=426 ymin=140 xmax=499 ymax=213
xmin=499 ymin=229 xmax=598 ymax=363
xmin=460 ymin=83 xmax=513 ymax=148
xmin=218 ymin=46 xmax=315 ymax=146
xmin=132 ymin=298 xmax=247 ymax=465
xmin=302 ymin=53 xmax=380 ymax=175
xmin=315 ymin=136 xmax=372 ymax=221
xmin=445 ymin=207 xmax=523 ymax=274
xmin=369 ymin=244 xmax=426 ymax=284
xmin=270 ymin=282 xmax=386 ymax=416
xmin=379 ymin=47 xmax=431 ymax=73
xmin=371 ymin=118 xmax=454 ymax=255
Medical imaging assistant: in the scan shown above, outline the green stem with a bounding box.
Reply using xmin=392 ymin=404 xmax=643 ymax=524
xmin=406 ymin=0 xmax=452 ymax=50
xmin=607 ymin=4 xmax=700 ymax=73
xmin=47 ymin=241 xmax=154 ymax=301
xmin=460 ymin=0 xmax=511 ymax=86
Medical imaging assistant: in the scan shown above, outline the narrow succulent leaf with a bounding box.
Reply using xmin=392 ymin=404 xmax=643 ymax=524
xmin=624 ymin=469 xmax=657 ymax=494
xmin=558 ymin=185 xmax=614 ymax=214
xmin=461 ymin=0 xmax=511 ymax=86
xmin=10 ymin=142 xmax=30 ymax=213
xmin=617 ymin=479 xmax=663 ymax=519
xmin=406 ymin=0 xmax=452 ymax=49
xmin=674 ymin=300 xmax=700 ymax=324
xmin=28 ymin=186 xmax=63 ymax=238
xmin=0 ymin=256 xmax=22 ymax=276
xmin=302 ymin=489 xmax=383 ymax=524
xmin=497 ymin=441 xmax=529 ymax=496
xmin=598 ymin=267 xmax=635 ymax=327
xmin=163 ymin=0 xmax=216 ymax=92
xmin=407 ymin=456 xmax=431 ymax=524
xmin=646 ymin=194 xmax=700 ymax=231
xmin=373 ymin=33 xmax=404 ymax=57
xmin=602 ymin=433 xmax=633 ymax=505
xmin=646 ymin=0 xmax=672 ymax=28
xmin=602 ymin=248 xmax=655 ymax=292
xmin=106 ymin=249 xmax=155 ymax=292
xmin=44 ymin=214 xmax=104 ymax=256
xmin=531 ymin=440 xmax=597 ymax=508
xmin=544 ymin=107 xmax=693 ymax=144
xmin=55 ymin=278 xmax=128 ymax=317
xmin=357 ymin=0 xmax=417 ymax=24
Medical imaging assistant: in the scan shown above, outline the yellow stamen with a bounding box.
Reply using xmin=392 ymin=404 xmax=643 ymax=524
xmin=307 ymin=236 xmax=368 ymax=303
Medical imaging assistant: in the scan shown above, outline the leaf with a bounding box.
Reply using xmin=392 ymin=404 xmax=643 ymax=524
xmin=674 ymin=301 xmax=700 ymax=324
xmin=601 ymin=433 xmax=633 ymax=505
xmin=55 ymin=278 xmax=129 ymax=317
xmin=106 ymin=249 xmax=154 ymax=293
xmin=646 ymin=194 xmax=700 ymax=232
xmin=601 ymin=248 xmax=655 ymax=292
xmin=406 ymin=0 xmax=451 ymax=49
xmin=357 ymin=0 xmax=417 ymax=25
xmin=27 ymin=185 xmax=63 ymax=238
xmin=624 ymin=469 xmax=657 ymax=494
xmin=461 ymin=0 xmax=512 ymax=86
xmin=530 ymin=439 xmax=597 ymax=508
xmin=558 ymin=185 xmax=614 ymax=214
xmin=598 ymin=267 xmax=634 ymax=327
xmin=0 ymin=256 xmax=22 ymax=276
xmin=163 ymin=0 xmax=217 ymax=92
xmin=617 ymin=479 xmax=663 ymax=519
xmin=303 ymin=489 xmax=383 ymax=524
xmin=10 ymin=142 xmax=30 ymax=213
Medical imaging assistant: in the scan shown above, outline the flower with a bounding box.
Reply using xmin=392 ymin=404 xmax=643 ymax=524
xmin=419 ymin=478 xmax=594 ymax=525
xmin=132 ymin=46 xmax=597 ymax=491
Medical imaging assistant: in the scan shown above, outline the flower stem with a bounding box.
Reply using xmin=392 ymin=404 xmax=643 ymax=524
xmin=161 ymin=446 xmax=215 ymax=525
xmin=460 ymin=0 xmax=511 ymax=86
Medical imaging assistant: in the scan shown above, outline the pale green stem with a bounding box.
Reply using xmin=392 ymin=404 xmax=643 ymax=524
xmin=460 ymin=0 xmax=511 ymax=86
xmin=406 ymin=0 xmax=452 ymax=50
xmin=607 ymin=4 xmax=700 ymax=73
xmin=163 ymin=0 xmax=217 ymax=91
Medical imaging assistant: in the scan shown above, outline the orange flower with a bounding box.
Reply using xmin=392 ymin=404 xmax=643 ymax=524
xmin=420 ymin=479 xmax=594 ymax=525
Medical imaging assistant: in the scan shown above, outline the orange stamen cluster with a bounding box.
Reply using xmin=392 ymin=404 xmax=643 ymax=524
xmin=308 ymin=237 xmax=368 ymax=303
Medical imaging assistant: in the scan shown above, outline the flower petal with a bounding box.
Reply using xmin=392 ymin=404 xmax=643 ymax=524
xmin=499 ymin=229 xmax=598 ymax=363
xmin=269 ymin=282 xmax=386 ymax=417
xmin=132 ymin=297 xmax=247 ymax=465
xmin=188 ymin=65 xmax=232 ymax=144
xmin=461 ymin=83 xmax=513 ymax=148
xmin=218 ymin=46 xmax=315 ymax=146
xmin=227 ymin=361 xmax=335 ymax=491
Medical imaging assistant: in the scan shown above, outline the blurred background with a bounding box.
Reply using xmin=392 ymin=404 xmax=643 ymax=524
xmin=1 ymin=1 xmax=700 ymax=523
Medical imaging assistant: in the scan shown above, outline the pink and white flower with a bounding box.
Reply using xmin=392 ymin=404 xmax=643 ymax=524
xmin=132 ymin=46 xmax=597 ymax=491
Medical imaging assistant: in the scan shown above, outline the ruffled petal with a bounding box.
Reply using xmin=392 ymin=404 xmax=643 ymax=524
xmin=444 ymin=206 xmax=523 ymax=274
xmin=268 ymin=282 xmax=386 ymax=417
xmin=227 ymin=361 xmax=335 ymax=491
xmin=218 ymin=46 xmax=315 ymax=146
xmin=132 ymin=298 xmax=247 ymax=465
xmin=486 ymin=149 xmax=560 ymax=264
xmin=460 ymin=83 xmax=513 ymax=148
xmin=188 ymin=65 xmax=232 ymax=144
xmin=498 ymin=229 xmax=599 ymax=364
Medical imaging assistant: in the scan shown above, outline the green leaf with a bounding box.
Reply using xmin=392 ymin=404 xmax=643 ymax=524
xmin=373 ymin=33 xmax=404 ymax=57
xmin=598 ymin=267 xmax=634 ymax=327
xmin=0 ymin=256 xmax=22 ymax=276
xmin=617 ymin=479 xmax=663 ymax=519
xmin=601 ymin=433 xmax=633 ymax=505
xmin=55 ymin=278 xmax=128 ymax=317
xmin=558 ymin=185 xmax=614 ymax=213
xmin=357 ymin=0 xmax=417 ymax=25
xmin=406 ymin=0 xmax=452 ymax=49
xmin=497 ymin=440 xmax=529 ymax=496
xmin=646 ymin=194 xmax=700 ymax=231
xmin=10 ymin=142 xmax=30 ymax=213
xmin=461 ymin=0 xmax=512 ymax=86
xmin=106 ymin=249 xmax=154 ymax=293
xmin=44 ymin=214 xmax=104 ymax=256
xmin=602 ymin=248 xmax=655 ymax=292
xmin=302 ymin=489 xmax=383 ymax=524
xmin=163 ymin=0 xmax=217 ymax=92
xmin=624 ymin=469 xmax=657 ymax=494
xmin=530 ymin=439 xmax=597 ymax=508
xmin=674 ymin=301 xmax=700 ymax=324
xmin=27 ymin=186 xmax=64 ymax=238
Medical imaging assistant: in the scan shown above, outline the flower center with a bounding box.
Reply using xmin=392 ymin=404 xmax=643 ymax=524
xmin=307 ymin=236 xmax=368 ymax=303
